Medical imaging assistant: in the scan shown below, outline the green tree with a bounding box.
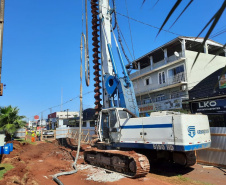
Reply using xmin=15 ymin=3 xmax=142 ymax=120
xmin=0 ymin=105 xmax=26 ymax=141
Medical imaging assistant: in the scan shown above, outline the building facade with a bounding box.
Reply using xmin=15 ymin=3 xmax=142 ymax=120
xmin=63 ymin=108 xmax=96 ymax=129
xmin=48 ymin=111 xmax=79 ymax=129
xmin=127 ymin=37 xmax=226 ymax=116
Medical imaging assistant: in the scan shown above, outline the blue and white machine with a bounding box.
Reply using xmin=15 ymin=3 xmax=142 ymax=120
xmin=84 ymin=0 xmax=211 ymax=177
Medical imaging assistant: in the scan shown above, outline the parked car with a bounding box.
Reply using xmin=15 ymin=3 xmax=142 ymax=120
xmin=43 ymin=130 xmax=54 ymax=138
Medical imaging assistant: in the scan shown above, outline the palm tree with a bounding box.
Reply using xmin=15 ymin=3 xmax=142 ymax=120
xmin=0 ymin=105 xmax=26 ymax=141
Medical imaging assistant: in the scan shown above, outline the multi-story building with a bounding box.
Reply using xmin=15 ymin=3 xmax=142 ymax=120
xmin=127 ymin=36 xmax=226 ymax=116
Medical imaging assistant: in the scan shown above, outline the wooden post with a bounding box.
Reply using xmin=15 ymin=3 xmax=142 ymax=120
xmin=41 ymin=130 xmax=43 ymax=141
xmin=54 ymin=130 xmax=56 ymax=139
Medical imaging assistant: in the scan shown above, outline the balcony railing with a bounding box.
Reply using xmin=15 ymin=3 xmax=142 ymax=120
xmin=134 ymin=72 xmax=187 ymax=95
xmin=138 ymin=97 xmax=185 ymax=112
xmin=137 ymin=91 xmax=188 ymax=106
xmin=129 ymin=52 xmax=183 ymax=80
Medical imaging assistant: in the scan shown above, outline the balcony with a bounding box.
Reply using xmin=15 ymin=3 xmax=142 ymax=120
xmin=129 ymin=52 xmax=184 ymax=80
xmin=134 ymin=72 xmax=187 ymax=96
xmin=138 ymin=96 xmax=188 ymax=113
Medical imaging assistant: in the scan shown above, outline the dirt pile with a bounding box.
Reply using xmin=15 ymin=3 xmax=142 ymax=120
xmin=0 ymin=140 xmax=74 ymax=185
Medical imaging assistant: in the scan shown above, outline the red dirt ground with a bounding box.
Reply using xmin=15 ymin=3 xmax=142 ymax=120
xmin=0 ymin=140 xmax=225 ymax=185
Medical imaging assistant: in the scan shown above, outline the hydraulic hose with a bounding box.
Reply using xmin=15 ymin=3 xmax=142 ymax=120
xmin=52 ymin=33 xmax=85 ymax=185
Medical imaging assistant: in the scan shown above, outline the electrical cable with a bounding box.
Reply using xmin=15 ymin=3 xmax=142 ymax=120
xmin=52 ymin=31 xmax=85 ymax=185
xmin=93 ymin=0 xmax=182 ymax=36
xmin=125 ymin=0 xmax=135 ymax=60
xmin=112 ymin=0 xmax=133 ymax=70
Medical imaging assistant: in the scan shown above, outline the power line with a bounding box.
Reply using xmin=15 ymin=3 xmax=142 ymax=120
xmin=28 ymin=91 xmax=93 ymax=119
xmin=88 ymin=0 xmax=183 ymax=37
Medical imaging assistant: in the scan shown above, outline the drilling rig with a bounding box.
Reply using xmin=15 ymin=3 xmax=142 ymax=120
xmin=84 ymin=0 xmax=211 ymax=178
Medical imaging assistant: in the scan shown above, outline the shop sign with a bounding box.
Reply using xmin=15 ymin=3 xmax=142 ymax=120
xmin=139 ymin=98 xmax=182 ymax=113
xmin=191 ymin=99 xmax=226 ymax=114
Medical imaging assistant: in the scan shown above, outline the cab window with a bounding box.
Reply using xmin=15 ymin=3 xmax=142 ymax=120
xmin=109 ymin=110 xmax=117 ymax=128
xmin=118 ymin=110 xmax=128 ymax=119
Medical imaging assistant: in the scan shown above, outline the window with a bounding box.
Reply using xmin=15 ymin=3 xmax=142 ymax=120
xmin=143 ymin=98 xmax=152 ymax=104
xmin=159 ymin=73 xmax=162 ymax=84
xmin=82 ymin=121 xmax=87 ymax=127
xmin=144 ymin=76 xmax=152 ymax=86
xmin=118 ymin=110 xmax=128 ymax=119
xmin=162 ymin=72 xmax=165 ymax=83
xmin=155 ymin=94 xmax=165 ymax=102
xmin=168 ymin=65 xmax=184 ymax=77
xmin=168 ymin=65 xmax=185 ymax=84
xmin=158 ymin=72 xmax=165 ymax=84
xmin=109 ymin=110 xmax=117 ymax=128
xmin=146 ymin=78 xmax=149 ymax=85
xmin=90 ymin=121 xmax=95 ymax=127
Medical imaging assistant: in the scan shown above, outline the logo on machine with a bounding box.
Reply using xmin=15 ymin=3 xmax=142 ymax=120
xmin=188 ymin=126 xmax=196 ymax=138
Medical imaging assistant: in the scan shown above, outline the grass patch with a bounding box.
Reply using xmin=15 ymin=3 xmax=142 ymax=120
xmin=0 ymin=163 xmax=14 ymax=180
xmin=177 ymin=175 xmax=189 ymax=182
xmin=44 ymin=140 xmax=52 ymax=143
xmin=14 ymin=138 xmax=36 ymax=145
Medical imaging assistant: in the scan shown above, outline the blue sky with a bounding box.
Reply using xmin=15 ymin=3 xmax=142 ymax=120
xmin=1 ymin=0 xmax=226 ymax=121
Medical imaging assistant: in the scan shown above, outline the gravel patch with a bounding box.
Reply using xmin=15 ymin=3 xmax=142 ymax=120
xmin=77 ymin=164 xmax=125 ymax=182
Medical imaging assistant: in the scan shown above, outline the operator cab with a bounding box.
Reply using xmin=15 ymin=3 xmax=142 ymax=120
xmin=98 ymin=108 xmax=135 ymax=143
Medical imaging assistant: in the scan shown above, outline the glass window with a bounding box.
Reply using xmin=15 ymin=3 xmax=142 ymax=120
xmin=159 ymin=73 xmax=162 ymax=84
xmin=156 ymin=94 xmax=165 ymax=102
xmin=168 ymin=65 xmax=184 ymax=77
xmin=143 ymin=99 xmax=152 ymax=104
xmin=162 ymin=72 xmax=165 ymax=83
xmin=90 ymin=121 xmax=95 ymax=127
xmin=82 ymin=121 xmax=87 ymax=127
xmin=118 ymin=110 xmax=128 ymax=119
xmin=144 ymin=77 xmax=151 ymax=86
xmin=146 ymin=78 xmax=149 ymax=85
xmin=109 ymin=110 xmax=117 ymax=128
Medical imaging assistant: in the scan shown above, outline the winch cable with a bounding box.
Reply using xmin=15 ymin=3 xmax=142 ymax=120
xmin=52 ymin=33 xmax=86 ymax=185
xmin=112 ymin=0 xmax=134 ymax=73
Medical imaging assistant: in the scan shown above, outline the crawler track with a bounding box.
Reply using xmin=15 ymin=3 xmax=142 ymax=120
xmin=84 ymin=148 xmax=150 ymax=178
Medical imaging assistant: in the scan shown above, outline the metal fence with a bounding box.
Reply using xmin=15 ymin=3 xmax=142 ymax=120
xmin=196 ymin=127 xmax=226 ymax=168
xmin=14 ymin=128 xmax=26 ymax=138
xmin=56 ymin=127 xmax=95 ymax=144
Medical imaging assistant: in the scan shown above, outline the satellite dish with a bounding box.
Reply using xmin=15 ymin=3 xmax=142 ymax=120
xmin=174 ymin=51 xmax=179 ymax=57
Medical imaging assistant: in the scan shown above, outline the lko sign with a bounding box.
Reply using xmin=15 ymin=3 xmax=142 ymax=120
xmin=191 ymin=99 xmax=226 ymax=114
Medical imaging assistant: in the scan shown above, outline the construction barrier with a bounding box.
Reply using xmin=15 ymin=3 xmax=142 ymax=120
xmin=14 ymin=128 xmax=26 ymax=139
xmin=197 ymin=127 xmax=226 ymax=168
xmin=56 ymin=127 xmax=95 ymax=144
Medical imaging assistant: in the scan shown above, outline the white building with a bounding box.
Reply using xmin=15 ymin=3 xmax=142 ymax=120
xmin=48 ymin=111 xmax=79 ymax=129
xmin=127 ymin=37 xmax=226 ymax=116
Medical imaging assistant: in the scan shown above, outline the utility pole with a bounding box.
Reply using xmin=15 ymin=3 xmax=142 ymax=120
xmin=67 ymin=109 xmax=69 ymax=119
xmin=49 ymin=108 xmax=52 ymax=129
xmin=61 ymin=88 xmax=63 ymax=111
xmin=0 ymin=0 xmax=5 ymax=96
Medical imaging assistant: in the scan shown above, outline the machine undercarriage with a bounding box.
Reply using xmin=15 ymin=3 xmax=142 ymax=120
xmin=84 ymin=148 xmax=150 ymax=178
xmin=84 ymin=144 xmax=196 ymax=178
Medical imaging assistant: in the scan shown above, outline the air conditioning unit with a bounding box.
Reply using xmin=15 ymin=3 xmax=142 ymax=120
xmin=180 ymin=85 xmax=187 ymax=91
